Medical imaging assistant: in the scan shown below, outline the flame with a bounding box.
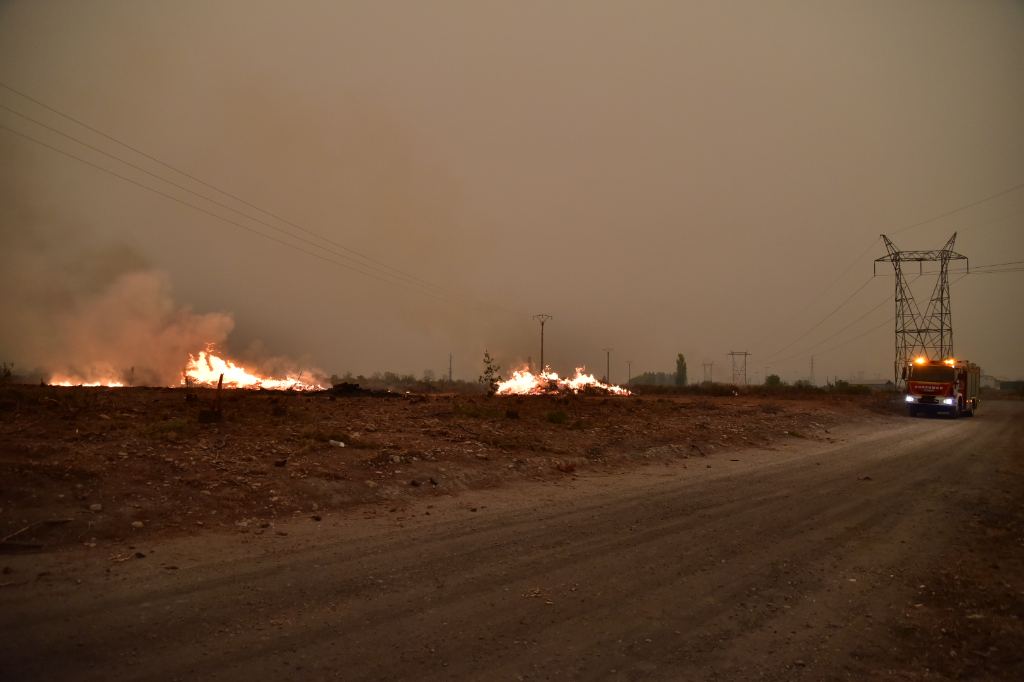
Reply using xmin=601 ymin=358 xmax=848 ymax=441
xmin=495 ymin=367 xmax=631 ymax=396
xmin=50 ymin=374 xmax=125 ymax=388
xmin=182 ymin=349 xmax=325 ymax=391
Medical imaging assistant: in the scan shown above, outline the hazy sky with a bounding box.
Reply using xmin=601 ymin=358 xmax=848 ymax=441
xmin=2 ymin=0 xmax=1022 ymax=384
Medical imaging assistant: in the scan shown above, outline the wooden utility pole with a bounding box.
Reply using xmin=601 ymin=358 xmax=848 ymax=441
xmin=533 ymin=314 xmax=553 ymax=372
xmin=602 ymin=347 xmax=613 ymax=384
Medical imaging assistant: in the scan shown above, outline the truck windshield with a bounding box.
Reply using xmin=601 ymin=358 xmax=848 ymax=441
xmin=909 ymin=365 xmax=955 ymax=382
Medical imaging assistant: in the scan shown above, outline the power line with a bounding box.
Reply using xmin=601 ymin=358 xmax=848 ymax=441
xmin=763 ymin=275 xmax=876 ymax=360
xmin=965 ymin=268 xmax=1024 ymax=275
xmin=0 ymin=102 xmax=450 ymax=294
xmin=0 ymin=123 xmax=464 ymax=305
xmin=0 ymin=82 xmax=480 ymax=304
xmin=810 ymin=314 xmax=895 ymax=359
xmin=973 ymin=260 xmax=1024 ymax=269
xmin=891 ymin=180 xmax=1024 ymax=235
xmin=755 ymin=181 xmax=1024 ymax=355
xmin=771 ymin=293 xmax=891 ymax=366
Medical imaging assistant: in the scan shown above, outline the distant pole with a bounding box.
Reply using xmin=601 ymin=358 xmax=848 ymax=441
xmin=626 ymin=360 xmax=632 ymax=384
xmin=810 ymin=355 xmax=815 ymax=386
xmin=702 ymin=362 xmax=714 ymax=383
xmin=448 ymin=353 xmax=453 ymax=383
xmin=533 ymin=314 xmax=553 ymax=372
xmin=602 ymin=347 xmax=613 ymax=383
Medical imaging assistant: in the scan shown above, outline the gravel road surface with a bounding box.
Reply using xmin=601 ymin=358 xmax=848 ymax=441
xmin=2 ymin=402 xmax=1022 ymax=681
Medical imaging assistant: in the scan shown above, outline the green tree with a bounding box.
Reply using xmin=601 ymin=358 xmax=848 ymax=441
xmin=479 ymin=350 xmax=501 ymax=395
xmin=765 ymin=374 xmax=783 ymax=387
xmin=675 ymin=353 xmax=687 ymax=386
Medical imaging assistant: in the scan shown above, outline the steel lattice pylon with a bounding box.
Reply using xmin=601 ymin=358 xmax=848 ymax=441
xmin=874 ymin=233 xmax=968 ymax=385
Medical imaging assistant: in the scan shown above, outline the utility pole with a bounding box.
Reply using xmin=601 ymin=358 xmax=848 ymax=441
xmin=448 ymin=353 xmax=453 ymax=383
xmin=533 ymin=314 xmax=553 ymax=373
xmin=727 ymin=351 xmax=751 ymax=385
xmin=810 ymin=355 xmax=815 ymax=386
xmin=602 ymin=347 xmax=613 ymax=384
xmin=625 ymin=360 xmax=632 ymax=384
xmin=702 ymin=362 xmax=714 ymax=383
xmin=874 ymin=233 xmax=967 ymax=386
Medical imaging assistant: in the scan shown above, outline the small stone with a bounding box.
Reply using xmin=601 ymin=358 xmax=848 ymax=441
xmin=134 ymin=552 xmax=146 ymax=559
xmin=311 ymin=515 xmax=322 ymax=522
xmin=88 ymin=503 xmax=103 ymax=512
xmin=131 ymin=521 xmax=144 ymax=529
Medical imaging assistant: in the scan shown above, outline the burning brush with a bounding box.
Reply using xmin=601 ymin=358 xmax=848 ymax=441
xmin=49 ymin=348 xmax=325 ymax=391
xmin=182 ymin=349 xmax=325 ymax=391
xmin=495 ymin=368 xmax=630 ymax=396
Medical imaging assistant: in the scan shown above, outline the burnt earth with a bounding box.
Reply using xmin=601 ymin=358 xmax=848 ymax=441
xmin=0 ymin=386 xmax=882 ymax=550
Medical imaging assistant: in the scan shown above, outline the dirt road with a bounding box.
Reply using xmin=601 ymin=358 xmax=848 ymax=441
xmin=2 ymin=402 xmax=1022 ymax=680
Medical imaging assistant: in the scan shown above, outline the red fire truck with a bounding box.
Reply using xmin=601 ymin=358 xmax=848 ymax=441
xmin=904 ymin=357 xmax=980 ymax=418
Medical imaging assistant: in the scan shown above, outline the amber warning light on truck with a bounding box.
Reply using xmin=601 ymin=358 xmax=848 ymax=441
xmin=904 ymin=357 xmax=980 ymax=419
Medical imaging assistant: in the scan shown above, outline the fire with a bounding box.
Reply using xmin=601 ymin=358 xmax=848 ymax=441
xmin=182 ymin=349 xmax=325 ymax=391
xmin=50 ymin=375 xmax=125 ymax=388
xmin=495 ymin=367 xmax=631 ymax=396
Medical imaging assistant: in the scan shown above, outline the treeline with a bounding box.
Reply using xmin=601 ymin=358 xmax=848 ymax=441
xmin=629 ymin=380 xmax=877 ymax=397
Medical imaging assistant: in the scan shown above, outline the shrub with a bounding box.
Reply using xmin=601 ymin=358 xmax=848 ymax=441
xmin=546 ymin=410 xmax=569 ymax=425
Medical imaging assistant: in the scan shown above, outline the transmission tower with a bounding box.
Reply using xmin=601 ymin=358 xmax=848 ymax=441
xmin=874 ymin=233 xmax=967 ymax=384
xmin=727 ymin=351 xmax=750 ymax=385
xmin=702 ymin=362 xmax=714 ymax=383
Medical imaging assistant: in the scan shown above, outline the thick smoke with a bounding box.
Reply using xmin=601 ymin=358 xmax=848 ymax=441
xmin=48 ymin=269 xmax=235 ymax=386
xmin=0 ymin=211 xmax=234 ymax=385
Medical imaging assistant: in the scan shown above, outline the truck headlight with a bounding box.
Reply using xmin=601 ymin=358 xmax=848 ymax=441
xmin=905 ymin=395 xmax=915 ymax=403
xmin=942 ymin=398 xmax=954 ymax=405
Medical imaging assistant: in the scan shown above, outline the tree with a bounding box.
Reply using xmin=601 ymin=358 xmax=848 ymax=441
xmin=765 ymin=374 xmax=783 ymax=387
xmin=631 ymin=371 xmax=674 ymax=386
xmin=479 ymin=350 xmax=501 ymax=395
xmin=675 ymin=353 xmax=687 ymax=386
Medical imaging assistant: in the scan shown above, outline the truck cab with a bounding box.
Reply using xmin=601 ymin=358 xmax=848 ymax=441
xmin=904 ymin=357 xmax=980 ymax=418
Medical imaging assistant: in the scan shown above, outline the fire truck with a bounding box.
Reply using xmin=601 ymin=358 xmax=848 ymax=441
xmin=903 ymin=357 xmax=980 ymax=418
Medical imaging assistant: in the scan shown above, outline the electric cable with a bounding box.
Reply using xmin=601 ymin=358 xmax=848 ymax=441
xmin=0 ymin=81 xmax=493 ymax=308
xmin=0 ymin=101 xmax=454 ymax=296
xmin=0 ymin=123 xmax=470 ymax=307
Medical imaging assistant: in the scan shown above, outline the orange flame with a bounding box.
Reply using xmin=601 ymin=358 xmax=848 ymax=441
xmin=182 ymin=349 xmax=325 ymax=391
xmin=495 ymin=367 xmax=630 ymax=396
xmin=49 ymin=374 xmax=125 ymax=388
